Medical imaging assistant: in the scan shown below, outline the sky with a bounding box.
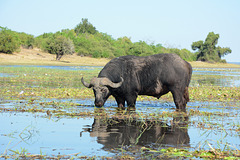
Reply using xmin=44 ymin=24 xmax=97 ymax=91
xmin=0 ymin=0 xmax=239 ymax=62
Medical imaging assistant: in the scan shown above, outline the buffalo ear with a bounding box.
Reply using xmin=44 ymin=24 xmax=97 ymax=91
xmin=81 ymin=77 xmax=91 ymax=88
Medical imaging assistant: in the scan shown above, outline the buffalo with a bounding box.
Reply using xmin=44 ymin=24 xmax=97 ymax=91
xmin=81 ymin=53 xmax=192 ymax=112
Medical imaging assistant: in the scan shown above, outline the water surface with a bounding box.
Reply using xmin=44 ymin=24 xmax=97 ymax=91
xmin=1 ymin=99 xmax=239 ymax=157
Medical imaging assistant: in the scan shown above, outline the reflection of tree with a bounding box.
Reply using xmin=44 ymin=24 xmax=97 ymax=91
xmin=81 ymin=114 xmax=190 ymax=151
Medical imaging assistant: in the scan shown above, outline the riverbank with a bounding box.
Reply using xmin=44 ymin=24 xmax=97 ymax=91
xmin=0 ymin=48 xmax=239 ymax=68
xmin=0 ymin=48 xmax=109 ymax=66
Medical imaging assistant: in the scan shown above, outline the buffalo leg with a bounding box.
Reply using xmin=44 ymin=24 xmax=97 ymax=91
xmin=171 ymin=89 xmax=187 ymax=112
xmin=115 ymin=97 xmax=126 ymax=110
xmin=126 ymin=94 xmax=137 ymax=111
xmin=184 ymin=87 xmax=190 ymax=102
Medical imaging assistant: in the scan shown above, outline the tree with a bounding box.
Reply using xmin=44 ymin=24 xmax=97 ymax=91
xmin=191 ymin=32 xmax=232 ymax=62
xmin=45 ymin=35 xmax=75 ymax=60
xmin=0 ymin=27 xmax=21 ymax=54
xmin=17 ymin=32 xmax=34 ymax=49
xmin=74 ymin=18 xmax=97 ymax=35
xmin=114 ymin=36 xmax=133 ymax=56
xmin=129 ymin=41 xmax=154 ymax=56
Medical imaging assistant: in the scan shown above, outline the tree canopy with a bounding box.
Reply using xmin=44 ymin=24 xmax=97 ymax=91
xmin=40 ymin=34 xmax=74 ymax=60
xmin=1 ymin=20 xmax=232 ymax=63
xmin=0 ymin=27 xmax=21 ymax=54
xmin=74 ymin=18 xmax=97 ymax=35
xmin=0 ymin=27 xmax=35 ymax=53
xmin=191 ymin=32 xmax=231 ymax=62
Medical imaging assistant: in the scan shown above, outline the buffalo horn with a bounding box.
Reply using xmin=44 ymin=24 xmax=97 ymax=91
xmin=81 ymin=77 xmax=95 ymax=88
xmin=100 ymin=77 xmax=124 ymax=88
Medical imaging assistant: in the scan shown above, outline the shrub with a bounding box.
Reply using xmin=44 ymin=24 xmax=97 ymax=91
xmin=45 ymin=35 xmax=75 ymax=60
xmin=0 ymin=27 xmax=21 ymax=53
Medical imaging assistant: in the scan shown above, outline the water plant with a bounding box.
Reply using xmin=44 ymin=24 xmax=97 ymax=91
xmin=1 ymin=65 xmax=240 ymax=159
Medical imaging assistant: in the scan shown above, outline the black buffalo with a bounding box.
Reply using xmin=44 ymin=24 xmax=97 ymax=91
xmin=81 ymin=53 xmax=192 ymax=112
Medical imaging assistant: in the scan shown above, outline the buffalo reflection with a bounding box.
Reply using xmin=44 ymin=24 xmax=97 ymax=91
xmin=81 ymin=116 xmax=190 ymax=150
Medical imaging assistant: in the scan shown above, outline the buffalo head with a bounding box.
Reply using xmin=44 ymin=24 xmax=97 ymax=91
xmin=81 ymin=77 xmax=124 ymax=107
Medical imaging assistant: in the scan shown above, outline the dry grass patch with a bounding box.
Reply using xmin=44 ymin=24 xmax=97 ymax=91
xmin=0 ymin=48 xmax=110 ymax=66
xmin=1 ymin=48 xmax=239 ymax=68
xmin=189 ymin=61 xmax=240 ymax=68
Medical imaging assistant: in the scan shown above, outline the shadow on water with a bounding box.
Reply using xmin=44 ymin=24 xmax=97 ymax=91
xmin=81 ymin=115 xmax=190 ymax=152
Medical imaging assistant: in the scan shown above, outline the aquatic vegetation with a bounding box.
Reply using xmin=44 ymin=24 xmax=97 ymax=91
xmin=1 ymin=65 xmax=240 ymax=159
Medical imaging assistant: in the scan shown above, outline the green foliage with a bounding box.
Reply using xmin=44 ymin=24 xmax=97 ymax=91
xmin=164 ymin=48 xmax=197 ymax=61
xmin=74 ymin=18 xmax=97 ymax=35
xmin=2 ymin=19 xmax=199 ymax=61
xmin=0 ymin=27 xmax=21 ymax=53
xmin=191 ymin=32 xmax=232 ymax=62
xmin=43 ymin=34 xmax=75 ymax=60
xmin=128 ymin=41 xmax=154 ymax=56
xmin=17 ymin=32 xmax=34 ymax=49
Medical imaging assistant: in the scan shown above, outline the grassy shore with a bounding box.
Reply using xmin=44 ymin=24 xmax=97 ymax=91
xmin=0 ymin=48 xmax=240 ymax=68
xmin=0 ymin=48 xmax=109 ymax=66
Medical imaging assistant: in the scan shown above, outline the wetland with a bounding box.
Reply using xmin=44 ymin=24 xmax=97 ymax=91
xmin=0 ymin=65 xmax=240 ymax=159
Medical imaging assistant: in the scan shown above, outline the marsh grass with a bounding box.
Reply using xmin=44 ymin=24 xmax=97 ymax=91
xmin=1 ymin=65 xmax=240 ymax=159
xmin=1 ymin=66 xmax=240 ymax=102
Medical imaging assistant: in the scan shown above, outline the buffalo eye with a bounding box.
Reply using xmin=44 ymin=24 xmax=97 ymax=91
xmin=101 ymin=88 xmax=107 ymax=93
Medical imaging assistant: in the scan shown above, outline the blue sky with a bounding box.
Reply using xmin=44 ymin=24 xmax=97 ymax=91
xmin=0 ymin=0 xmax=239 ymax=62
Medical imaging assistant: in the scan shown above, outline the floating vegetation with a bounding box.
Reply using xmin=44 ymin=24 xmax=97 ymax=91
xmin=1 ymin=65 xmax=240 ymax=159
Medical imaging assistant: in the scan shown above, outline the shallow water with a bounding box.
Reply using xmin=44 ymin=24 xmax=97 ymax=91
xmin=1 ymin=65 xmax=240 ymax=158
xmin=0 ymin=73 xmax=15 ymax=77
xmin=0 ymin=99 xmax=239 ymax=157
xmin=0 ymin=112 xmax=113 ymax=157
xmin=0 ymin=65 xmax=103 ymax=71
xmin=191 ymin=68 xmax=240 ymax=87
xmin=1 ymin=65 xmax=240 ymax=87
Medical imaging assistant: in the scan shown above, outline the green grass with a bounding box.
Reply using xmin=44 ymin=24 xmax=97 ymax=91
xmin=1 ymin=65 xmax=240 ymax=159
xmin=1 ymin=66 xmax=240 ymax=102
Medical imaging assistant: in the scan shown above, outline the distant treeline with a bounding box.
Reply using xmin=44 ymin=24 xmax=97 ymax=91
xmin=0 ymin=18 xmax=231 ymax=62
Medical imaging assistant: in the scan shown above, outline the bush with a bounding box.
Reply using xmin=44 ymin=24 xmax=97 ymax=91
xmin=18 ymin=32 xmax=34 ymax=49
xmin=0 ymin=27 xmax=21 ymax=54
xmin=34 ymin=19 xmax=197 ymax=60
xmin=44 ymin=35 xmax=75 ymax=60
xmin=77 ymin=48 xmax=90 ymax=56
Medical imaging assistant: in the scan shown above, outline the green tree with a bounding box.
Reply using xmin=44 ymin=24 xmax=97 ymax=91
xmin=0 ymin=27 xmax=21 ymax=54
xmin=17 ymin=32 xmax=34 ymax=49
xmin=114 ymin=36 xmax=133 ymax=56
xmin=34 ymin=20 xmax=196 ymax=60
xmin=191 ymin=32 xmax=231 ymax=62
xmin=45 ymin=35 xmax=75 ymax=60
xmin=129 ymin=41 xmax=154 ymax=56
xmin=74 ymin=18 xmax=97 ymax=35
xmin=34 ymin=32 xmax=54 ymax=49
